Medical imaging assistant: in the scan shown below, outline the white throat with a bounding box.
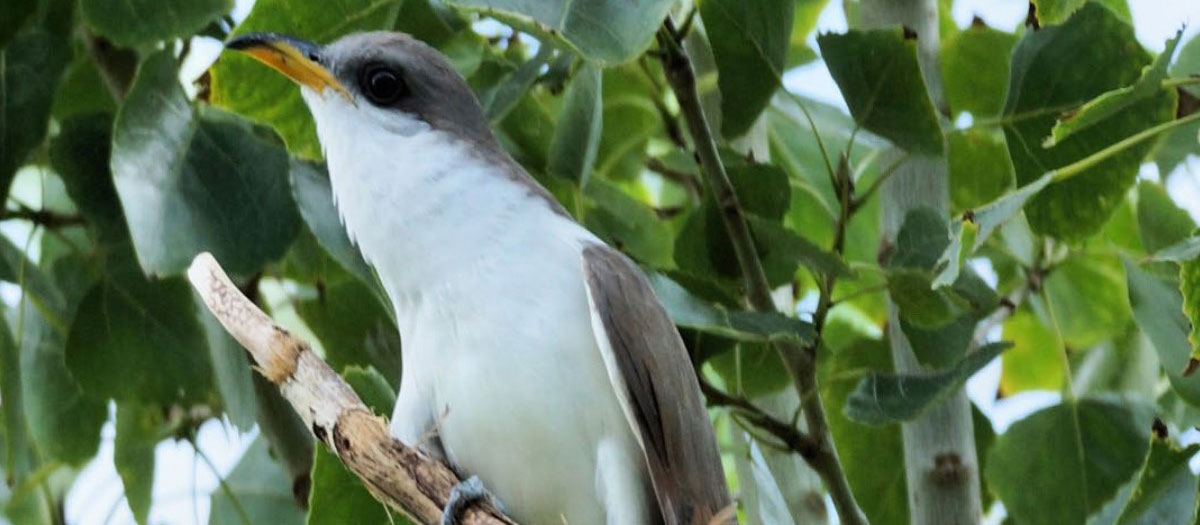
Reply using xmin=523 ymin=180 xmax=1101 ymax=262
xmin=301 ymin=88 xmax=587 ymax=309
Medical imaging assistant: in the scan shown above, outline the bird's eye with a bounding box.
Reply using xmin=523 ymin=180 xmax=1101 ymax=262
xmin=360 ymin=64 xmax=407 ymax=105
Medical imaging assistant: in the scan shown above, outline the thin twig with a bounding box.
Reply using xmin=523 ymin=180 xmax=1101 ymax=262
xmin=656 ymin=19 xmax=868 ymax=525
xmin=0 ymin=206 xmax=84 ymax=228
xmin=850 ymin=151 xmax=910 ymax=212
xmin=698 ymin=378 xmax=818 ymax=458
xmin=644 ymin=157 xmax=702 ymax=199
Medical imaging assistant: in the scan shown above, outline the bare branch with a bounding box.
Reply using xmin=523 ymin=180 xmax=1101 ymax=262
xmin=187 ymin=253 xmax=515 ymax=525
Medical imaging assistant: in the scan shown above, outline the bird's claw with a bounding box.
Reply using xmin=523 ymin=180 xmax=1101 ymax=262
xmin=441 ymin=475 xmax=501 ymax=525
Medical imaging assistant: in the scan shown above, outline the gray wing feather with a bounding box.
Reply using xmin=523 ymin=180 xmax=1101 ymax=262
xmin=581 ymin=243 xmax=733 ymax=525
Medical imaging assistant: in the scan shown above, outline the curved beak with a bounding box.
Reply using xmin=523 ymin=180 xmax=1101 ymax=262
xmin=225 ymin=33 xmax=351 ymax=100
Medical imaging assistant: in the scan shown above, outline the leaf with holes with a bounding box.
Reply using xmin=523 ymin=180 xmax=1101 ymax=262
xmin=1046 ymin=30 xmax=1181 ymax=147
xmin=1002 ymin=3 xmax=1174 ymax=240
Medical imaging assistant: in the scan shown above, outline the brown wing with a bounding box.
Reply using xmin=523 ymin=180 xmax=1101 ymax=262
xmin=581 ymin=243 xmax=734 ymax=525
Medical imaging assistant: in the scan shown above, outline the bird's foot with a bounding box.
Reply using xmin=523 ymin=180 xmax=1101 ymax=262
xmin=441 ymin=475 xmax=503 ymax=525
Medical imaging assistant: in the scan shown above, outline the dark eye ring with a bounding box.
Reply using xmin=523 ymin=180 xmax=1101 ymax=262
xmin=360 ymin=64 xmax=407 ymax=105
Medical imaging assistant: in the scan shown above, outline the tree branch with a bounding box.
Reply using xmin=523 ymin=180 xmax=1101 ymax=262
xmin=655 ymin=19 xmax=868 ymax=525
xmin=0 ymin=206 xmax=84 ymax=228
xmin=187 ymin=253 xmax=515 ymax=525
xmin=644 ymin=157 xmax=702 ymax=199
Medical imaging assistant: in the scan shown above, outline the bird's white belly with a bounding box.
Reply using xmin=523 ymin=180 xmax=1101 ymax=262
xmin=393 ymin=258 xmax=648 ymax=525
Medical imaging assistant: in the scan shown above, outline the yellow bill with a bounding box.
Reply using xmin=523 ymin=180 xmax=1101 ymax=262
xmin=225 ymin=33 xmax=351 ymax=101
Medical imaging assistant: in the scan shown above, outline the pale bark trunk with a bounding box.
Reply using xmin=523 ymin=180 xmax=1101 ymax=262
xmin=859 ymin=1 xmax=984 ymax=523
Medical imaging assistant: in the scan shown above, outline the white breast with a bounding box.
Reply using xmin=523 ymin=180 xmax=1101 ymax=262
xmin=303 ymin=89 xmax=655 ymax=524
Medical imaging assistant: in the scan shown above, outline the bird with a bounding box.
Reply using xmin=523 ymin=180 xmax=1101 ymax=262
xmin=225 ymin=31 xmax=733 ymax=525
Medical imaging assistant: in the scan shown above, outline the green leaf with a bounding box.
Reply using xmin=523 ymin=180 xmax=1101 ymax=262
xmin=888 ymin=268 xmax=967 ymax=329
xmin=1000 ymin=308 xmax=1065 ymax=394
xmin=393 ymin=0 xmax=463 ymax=47
xmin=289 ymin=160 xmax=378 ymax=289
xmin=818 ymin=28 xmax=944 ymax=155
xmin=51 ymin=114 xmax=129 ymax=244
xmin=786 ymin=0 xmax=829 ymax=68
xmin=482 ymin=45 xmax=553 ymax=123
xmin=197 ymin=295 xmax=258 ymax=430
xmin=947 ymin=128 xmax=1014 ymax=212
xmin=1125 ymin=258 xmax=1200 ymax=406
xmin=972 ymin=402 xmax=997 ymax=508
xmin=1175 ymin=31 xmax=1200 ymax=98
xmin=592 ymin=65 xmax=659 ymax=182
xmin=81 ymin=0 xmax=229 ymax=47
xmin=548 ymin=63 xmax=602 ymax=184
xmin=210 ymin=438 xmax=306 ymax=525
xmin=748 ymin=216 xmax=850 ymax=280
xmin=673 ymin=156 xmax=801 ymax=287
xmin=1180 ymin=258 xmax=1200 ymax=366
xmin=940 ymin=25 xmax=1018 ymax=117
xmin=1031 ymin=0 xmax=1131 ymax=26
xmin=818 ymin=333 xmax=909 ymax=525
xmin=985 ymin=398 xmax=1151 ymax=525
xmin=295 ymin=263 xmax=400 ymax=386
xmin=443 ymin=0 xmax=674 ymax=65
xmin=1113 ymin=434 xmax=1199 ymax=525
xmin=902 ymin=269 xmax=999 ymax=368
xmin=14 ymin=255 xmax=105 ymax=468
xmin=891 ymin=207 xmax=951 ymax=270
xmin=66 ymin=269 xmax=215 ymax=404
xmin=51 ymin=55 xmax=118 ymax=121
xmin=708 ymin=342 xmax=790 ymax=398
xmin=582 ymin=178 xmax=673 ymax=268
xmin=1047 ymin=30 xmax=1181 ymax=147
xmin=887 ymin=207 xmax=994 ymax=335
xmin=0 ymin=0 xmax=36 ymax=46
xmin=342 ymin=366 xmax=396 ymax=415
xmin=0 ymin=303 xmax=30 ymax=484
xmin=113 ymin=50 xmax=302 ymax=277
xmin=934 ymin=171 xmax=1057 ymax=287
xmin=1138 ymin=181 xmax=1196 ymax=255
xmin=1002 ymin=3 xmax=1175 ymax=240
xmin=0 ymin=30 xmax=69 ymax=197
xmin=1150 ymin=236 xmax=1200 ymax=264
xmin=1157 ymin=33 xmax=1200 ymax=174
xmin=1043 ymin=253 xmax=1130 ymax=350
xmin=647 ymin=273 xmax=815 ymax=344
xmin=115 ymin=402 xmax=163 ymax=525
xmin=700 ymin=0 xmax=794 ymax=137
xmin=209 ymin=0 xmax=401 ymax=159
xmin=726 ymin=155 xmax=792 ymax=220
xmin=307 ymin=367 xmax=399 ymax=525
xmin=844 ymin=341 xmax=1008 ymax=425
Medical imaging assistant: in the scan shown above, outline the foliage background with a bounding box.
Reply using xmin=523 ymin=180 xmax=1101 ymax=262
xmin=0 ymin=0 xmax=1197 ymax=523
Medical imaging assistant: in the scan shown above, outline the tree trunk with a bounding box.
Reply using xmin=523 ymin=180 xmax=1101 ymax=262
xmin=859 ymin=1 xmax=984 ymax=524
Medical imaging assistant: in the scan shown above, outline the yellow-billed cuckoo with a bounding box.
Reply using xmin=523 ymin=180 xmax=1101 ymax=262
xmin=226 ymin=32 xmax=732 ymax=525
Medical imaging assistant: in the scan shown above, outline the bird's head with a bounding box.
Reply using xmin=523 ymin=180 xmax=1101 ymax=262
xmin=225 ymin=31 xmax=495 ymax=149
